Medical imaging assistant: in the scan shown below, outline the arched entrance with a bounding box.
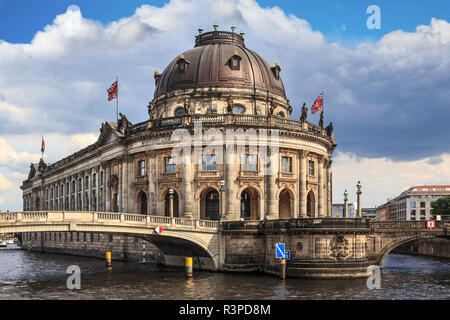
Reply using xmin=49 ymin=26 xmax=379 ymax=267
xmin=136 ymin=191 xmax=148 ymax=215
xmin=240 ymin=188 xmax=259 ymax=220
xmin=200 ymin=189 xmax=220 ymax=220
xmin=164 ymin=189 xmax=179 ymax=217
xmin=307 ymin=191 xmax=315 ymax=217
xmin=279 ymin=189 xmax=291 ymax=218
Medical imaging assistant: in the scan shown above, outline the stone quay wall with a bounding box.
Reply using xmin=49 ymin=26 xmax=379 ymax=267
xmin=20 ymin=232 xmax=164 ymax=263
xmin=394 ymin=238 xmax=450 ymax=259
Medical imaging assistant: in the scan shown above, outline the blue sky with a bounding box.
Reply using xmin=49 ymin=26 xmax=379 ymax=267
xmin=0 ymin=0 xmax=449 ymax=210
xmin=1 ymin=0 xmax=449 ymax=45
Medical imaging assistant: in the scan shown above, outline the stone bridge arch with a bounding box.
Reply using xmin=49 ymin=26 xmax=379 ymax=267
xmin=374 ymin=233 xmax=449 ymax=267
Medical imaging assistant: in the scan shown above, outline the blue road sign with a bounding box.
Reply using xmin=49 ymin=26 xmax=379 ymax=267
xmin=275 ymin=243 xmax=285 ymax=259
xmin=285 ymin=250 xmax=290 ymax=260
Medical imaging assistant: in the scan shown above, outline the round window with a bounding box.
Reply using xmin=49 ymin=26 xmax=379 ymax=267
xmin=232 ymin=104 xmax=245 ymax=115
xmin=174 ymin=107 xmax=186 ymax=117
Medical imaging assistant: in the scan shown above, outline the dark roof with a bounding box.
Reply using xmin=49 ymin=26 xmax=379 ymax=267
xmin=154 ymin=30 xmax=286 ymax=98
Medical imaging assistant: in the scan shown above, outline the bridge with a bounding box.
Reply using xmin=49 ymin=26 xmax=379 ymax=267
xmin=1 ymin=211 xmax=448 ymax=278
xmin=0 ymin=211 xmax=220 ymax=270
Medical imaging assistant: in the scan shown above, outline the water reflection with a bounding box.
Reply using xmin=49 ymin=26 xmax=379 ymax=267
xmin=0 ymin=245 xmax=449 ymax=300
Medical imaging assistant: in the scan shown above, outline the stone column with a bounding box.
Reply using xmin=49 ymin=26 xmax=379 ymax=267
xmin=299 ymin=150 xmax=308 ymax=218
xmin=326 ymin=159 xmax=332 ymax=217
xmin=118 ymin=161 xmax=123 ymax=212
xmin=318 ymin=155 xmax=325 ymax=217
xmin=127 ymin=155 xmax=134 ymax=213
xmin=105 ymin=163 xmax=111 ymax=212
xmin=225 ymin=144 xmax=239 ymax=221
xmin=344 ymin=190 xmax=348 ymax=218
xmin=147 ymin=151 xmax=157 ymax=215
xmin=356 ymin=181 xmax=362 ymax=218
xmin=121 ymin=157 xmax=129 ymax=213
xmin=169 ymin=188 xmax=174 ymax=218
xmin=265 ymin=146 xmax=278 ymax=219
xmin=182 ymin=148 xmax=194 ymax=219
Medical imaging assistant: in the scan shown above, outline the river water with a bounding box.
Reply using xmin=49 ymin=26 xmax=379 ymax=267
xmin=0 ymin=244 xmax=448 ymax=300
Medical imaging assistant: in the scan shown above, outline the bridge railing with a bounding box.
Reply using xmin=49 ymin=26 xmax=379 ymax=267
xmin=0 ymin=211 xmax=218 ymax=231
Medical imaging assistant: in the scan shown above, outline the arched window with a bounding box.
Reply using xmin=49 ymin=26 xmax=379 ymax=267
xmin=204 ymin=189 xmax=219 ymax=221
xmin=277 ymin=111 xmax=286 ymax=118
xmin=307 ymin=191 xmax=315 ymax=217
xmin=230 ymin=51 xmax=241 ymax=70
xmin=232 ymin=104 xmax=245 ymax=115
xmin=174 ymin=107 xmax=186 ymax=117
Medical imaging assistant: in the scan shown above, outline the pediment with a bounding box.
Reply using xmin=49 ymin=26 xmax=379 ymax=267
xmin=96 ymin=122 xmax=122 ymax=147
xmin=27 ymin=164 xmax=37 ymax=180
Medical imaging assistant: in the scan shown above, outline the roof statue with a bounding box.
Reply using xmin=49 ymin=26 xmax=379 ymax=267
xmin=300 ymin=103 xmax=308 ymax=122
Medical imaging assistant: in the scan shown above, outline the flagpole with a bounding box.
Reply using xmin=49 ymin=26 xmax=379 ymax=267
xmin=116 ymin=76 xmax=119 ymax=122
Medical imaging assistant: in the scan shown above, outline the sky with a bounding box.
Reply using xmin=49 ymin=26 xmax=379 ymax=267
xmin=0 ymin=0 xmax=449 ymax=210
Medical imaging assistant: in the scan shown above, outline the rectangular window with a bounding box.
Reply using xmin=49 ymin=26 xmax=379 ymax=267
xmin=420 ymin=202 xmax=426 ymax=208
xmin=138 ymin=160 xmax=146 ymax=176
xmin=243 ymin=154 xmax=258 ymax=171
xmin=410 ymin=202 xmax=416 ymax=208
xmin=420 ymin=210 xmax=426 ymax=215
xmin=202 ymin=154 xmax=217 ymax=171
xmin=100 ymin=172 xmax=104 ymax=186
xmin=85 ymin=176 xmax=89 ymax=189
xmin=93 ymin=173 xmax=96 ymax=187
xmin=108 ymin=234 xmax=113 ymax=242
xmin=308 ymin=160 xmax=315 ymax=176
xmin=281 ymin=156 xmax=292 ymax=173
xmin=78 ymin=179 xmax=82 ymax=191
xmin=164 ymin=157 xmax=176 ymax=173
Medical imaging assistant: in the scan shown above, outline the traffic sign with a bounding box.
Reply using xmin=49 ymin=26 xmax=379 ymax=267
xmin=426 ymin=220 xmax=436 ymax=229
xmin=285 ymin=250 xmax=291 ymax=260
xmin=275 ymin=243 xmax=285 ymax=259
xmin=155 ymin=226 xmax=163 ymax=234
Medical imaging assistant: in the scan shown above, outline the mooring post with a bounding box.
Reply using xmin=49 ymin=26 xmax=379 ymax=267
xmin=185 ymin=257 xmax=193 ymax=277
xmin=280 ymin=258 xmax=286 ymax=280
xmin=106 ymin=251 xmax=112 ymax=271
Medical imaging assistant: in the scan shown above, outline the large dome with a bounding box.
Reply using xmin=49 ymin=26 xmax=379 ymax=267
xmin=154 ymin=30 xmax=286 ymax=98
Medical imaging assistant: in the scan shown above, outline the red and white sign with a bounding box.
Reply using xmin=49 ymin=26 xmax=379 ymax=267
xmin=426 ymin=220 xmax=436 ymax=229
xmin=155 ymin=226 xmax=163 ymax=234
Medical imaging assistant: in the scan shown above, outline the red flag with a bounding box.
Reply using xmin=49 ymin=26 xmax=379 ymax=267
xmin=107 ymin=80 xmax=118 ymax=101
xmin=41 ymin=136 xmax=45 ymax=153
xmin=311 ymin=92 xmax=323 ymax=114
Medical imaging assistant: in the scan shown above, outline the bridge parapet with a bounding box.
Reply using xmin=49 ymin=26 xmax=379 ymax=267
xmin=372 ymin=220 xmax=449 ymax=232
xmin=0 ymin=211 xmax=219 ymax=232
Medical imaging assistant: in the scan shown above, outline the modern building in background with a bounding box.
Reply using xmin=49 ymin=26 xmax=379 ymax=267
xmin=376 ymin=185 xmax=450 ymax=221
xmin=332 ymin=203 xmax=356 ymax=218
xmin=361 ymin=208 xmax=377 ymax=220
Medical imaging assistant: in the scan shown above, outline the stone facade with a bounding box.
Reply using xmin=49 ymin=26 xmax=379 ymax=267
xmin=21 ymin=29 xmax=336 ymax=223
xmin=21 ymin=231 xmax=163 ymax=263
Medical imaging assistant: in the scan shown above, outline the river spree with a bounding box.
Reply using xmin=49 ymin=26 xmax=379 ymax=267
xmin=0 ymin=245 xmax=448 ymax=300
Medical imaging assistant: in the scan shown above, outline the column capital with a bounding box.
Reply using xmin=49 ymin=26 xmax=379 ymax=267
xmin=299 ymin=150 xmax=309 ymax=159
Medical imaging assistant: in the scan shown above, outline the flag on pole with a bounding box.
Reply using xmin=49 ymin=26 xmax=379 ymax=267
xmin=41 ymin=136 xmax=45 ymax=153
xmin=107 ymin=80 xmax=118 ymax=101
xmin=311 ymin=92 xmax=323 ymax=114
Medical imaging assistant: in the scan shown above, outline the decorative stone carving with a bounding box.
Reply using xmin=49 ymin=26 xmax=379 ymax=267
xmin=300 ymin=103 xmax=308 ymax=122
xmin=330 ymin=235 xmax=350 ymax=260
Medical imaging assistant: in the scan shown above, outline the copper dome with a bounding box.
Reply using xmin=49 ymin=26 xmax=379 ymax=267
xmin=154 ymin=30 xmax=286 ymax=98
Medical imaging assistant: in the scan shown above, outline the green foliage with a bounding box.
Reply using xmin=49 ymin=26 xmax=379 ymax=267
xmin=431 ymin=196 xmax=450 ymax=216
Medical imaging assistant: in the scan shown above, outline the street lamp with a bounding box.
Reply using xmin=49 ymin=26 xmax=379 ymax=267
xmin=343 ymin=189 xmax=348 ymax=218
xmin=169 ymin=188 xmax=174 ymax=218
xmin=219 ymin=180 xmax=226 ymax=223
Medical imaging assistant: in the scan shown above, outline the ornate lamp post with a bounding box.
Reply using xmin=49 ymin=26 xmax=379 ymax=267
xmin=356 ymin=181 xmax=362 ymax=218
xmin=169 ymin=188 xmax=174 ymax=218
xmin=219 ymin=180 xmax=226 ymax=223
xmin=343 ymin=190 xmax=348 ymax=218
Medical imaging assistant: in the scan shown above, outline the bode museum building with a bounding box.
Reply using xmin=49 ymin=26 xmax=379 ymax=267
xmin=21 ymin=29 xmax=337 ymax=222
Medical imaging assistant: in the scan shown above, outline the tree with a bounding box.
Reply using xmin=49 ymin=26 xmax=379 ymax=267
xmin=431 ymin=196 xmax=450 ymax=218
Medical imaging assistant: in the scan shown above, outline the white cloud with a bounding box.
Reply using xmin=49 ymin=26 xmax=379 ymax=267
xmin=332 ymin=152 xmax=450 ymax=208
xmin=0 ymin=173 xmax=12 ymax=191
xmin=0 ymin=0 xmax=448 ymax=210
